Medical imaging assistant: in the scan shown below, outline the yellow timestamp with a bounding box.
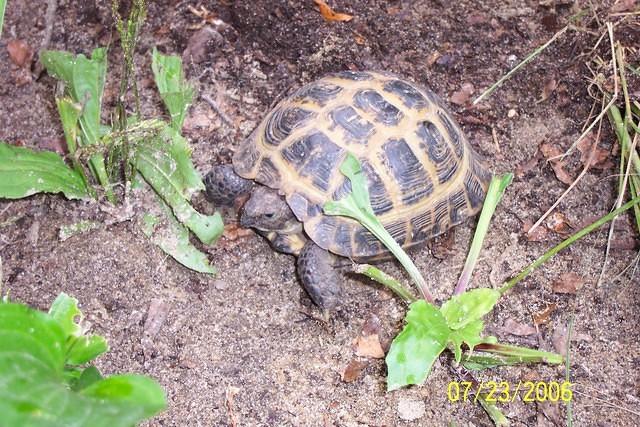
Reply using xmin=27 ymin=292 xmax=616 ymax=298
xmin=447 ymin=380 xmax=573 ymax=403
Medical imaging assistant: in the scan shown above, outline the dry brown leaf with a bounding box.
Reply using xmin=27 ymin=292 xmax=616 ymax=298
xmin=523 ymin=219 xmax=549 ymax=242
xmin=450 ymin=83 xmax=475 ymax=106
xmin=503 ymin=318 xmax=536 ymax=336
xmin=539 ymin=77 xmax=557 ymax=102
xmin=540 ymin=142 xmax=573 ymax=184
xmin=610 ymin=0 xmax=636 ymax=13
xmin=533 ymin=303 xmax=557 ymax=325
xmin=7 ymin=39 xmax=33 ymax=68
xmin=552 ymin=272 xmax=584 ymax=294
xmin=341 ymin=359 xmax=367 ymax=382
xmin=354 ymin=334 xmax=385 ymax=358
xmin=222 ymin=223 xmax=253 ymax=240
xmin=576 ymin=134 xmax=611 ymax=169
xmin=352 ymin=31 xmax=366 ymax=45
xmin=552 ymin=323 xmax=568 ymax=356
xmin=314 ymin=0 xmax=353 ymax=22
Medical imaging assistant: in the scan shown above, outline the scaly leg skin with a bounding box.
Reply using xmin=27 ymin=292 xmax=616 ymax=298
xmin=204 ymin=164 xmax=253 ymax=207
xmin=297 ymin=241 xmax=342 ymax=311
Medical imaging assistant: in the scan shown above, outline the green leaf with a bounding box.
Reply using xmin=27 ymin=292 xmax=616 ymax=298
xmin=0 ymin=298 xmax=166 ymax=426
xmin=440 ymin=288 xmax=501 ymax=330
xmin=461 ymin=343 xmax=563 ymax=370
xmin=70 ymin=366 xmax=103 ymax=391
xmin=41 ymin=48 xmax=113 ymax=202
xmin=0 ymin=0 xmax=6 ymax=37
xmin=324 ymin=153 xmax=431 ymax=301
xmin=48 ymin=293 xmax=82 ymax=337
xmin=134 ymin=127 xmax=222 ymax=244
xmin=0 ymin=142 xmax=90 ymax=200
xmin=55 ymin=98 xmax=82 ymax=156
xmin=142 ymin=209 xmax=217 ymax=274
xmin=48 ymin=293 xmax=109 ymax=365
xmin=151 ymin=48 xmax=195 ymax=130
xmin=448 ymin=320 xmax=497 ymax=363
xmin=66 ymin=334 xmax=109 ymax=365
xmin=454 ymin=174 xmax=511 ymax=294
xmin=386 ymin=300 xmax=449 ymax=390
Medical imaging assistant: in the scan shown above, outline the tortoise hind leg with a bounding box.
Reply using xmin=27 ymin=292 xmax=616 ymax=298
xmin=297 ymin=241 xmax=342 ymax=310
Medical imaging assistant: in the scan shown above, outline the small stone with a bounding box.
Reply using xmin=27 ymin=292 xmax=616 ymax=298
xmin=397 ymin=398 xmax=425 ymax=421
xmin=507 ymin=108 xmax=517 ymax=118
xmin=214 ymin=280 xmax=228 ymax=290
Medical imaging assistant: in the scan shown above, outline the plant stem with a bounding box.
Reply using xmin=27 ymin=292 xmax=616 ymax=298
xmin=354 ymin=264 xmax=417 ymax=303
xmin=500 ymin=195 xmax=640 ymax=294
xmin=361 ymin=214 xmax=434 ymax=303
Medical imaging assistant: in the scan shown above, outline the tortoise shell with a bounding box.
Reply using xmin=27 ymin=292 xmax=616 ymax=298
xmin=233 ymin=70 xmax=491 ymax=261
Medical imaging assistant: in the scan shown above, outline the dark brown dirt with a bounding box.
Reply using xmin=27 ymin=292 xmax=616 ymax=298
xmin=1 ymin=1 xmax=640 ymax=426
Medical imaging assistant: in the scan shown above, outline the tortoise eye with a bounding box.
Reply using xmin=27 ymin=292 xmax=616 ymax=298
xmin=265 ymin=212 xmax=275 ymax=219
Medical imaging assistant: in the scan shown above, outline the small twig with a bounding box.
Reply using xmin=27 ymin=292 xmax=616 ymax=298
xmin=202 ymin=94 xmax=234 ymax=127
xmin=473 ymin=26 xmax=569 ymax=105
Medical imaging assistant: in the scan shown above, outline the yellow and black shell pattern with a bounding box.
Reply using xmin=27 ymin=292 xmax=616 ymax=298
xmin=233 ymin=70 xmax=491 ymax=261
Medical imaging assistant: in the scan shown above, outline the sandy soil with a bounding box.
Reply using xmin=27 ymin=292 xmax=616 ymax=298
xmin=1 ymin=1 xmax=639 ymax=426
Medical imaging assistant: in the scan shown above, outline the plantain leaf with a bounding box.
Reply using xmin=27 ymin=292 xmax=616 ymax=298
xmin=0 ymin=142 xmax=90 ymax=200
xmin=0 ymin=296 xmax=166 ymax=427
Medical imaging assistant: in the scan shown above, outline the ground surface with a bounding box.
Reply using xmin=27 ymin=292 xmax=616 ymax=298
xmin=1 ymin=0 xmax=639 ymax=426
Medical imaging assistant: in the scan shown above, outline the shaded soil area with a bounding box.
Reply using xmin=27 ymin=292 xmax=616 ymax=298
xmin=1 ymin=1 xmax=639 ymax=425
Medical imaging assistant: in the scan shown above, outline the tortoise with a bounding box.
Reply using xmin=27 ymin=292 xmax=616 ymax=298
xmin=205 ymin=70 xmax=491 ymax=310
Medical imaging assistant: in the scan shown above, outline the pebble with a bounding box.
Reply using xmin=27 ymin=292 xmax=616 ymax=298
xmin=507 ymin=108 xmax=517 ymax=118
xmin=213 ymin=280 xmax=229 ymax=290
xmin=397 ymin=398 xmax=425 ymax=421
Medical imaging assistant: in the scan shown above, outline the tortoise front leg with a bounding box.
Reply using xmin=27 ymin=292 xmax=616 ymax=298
xmin=297 ymin=241 xmax=342 ymax=310
xmin=204 ymin=165 xmax=253 ymax=207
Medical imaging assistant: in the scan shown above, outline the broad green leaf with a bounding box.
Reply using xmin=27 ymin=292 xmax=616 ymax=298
xmin=0 ymin=299 xmax=166 ymax=426
xmin=165 ymin=127 xmax=205 ymax=196
xmin=70 ymin=366 xmax=103 ymax=392
xmin=66 ymin=334 xmax=109 ymax=365
xmin=386 ymin=300 xmax=449 ymax=390
xmin=440 ymin=288 xmax=501 ymax=330
xmin=151 ymin=48 xmax=195 ymax=130
xmin=448 ymin=319 xmax=497 ymax=363
xmin=134 ymin=129 xmax=222 ymax=244
xmin=41 ymin=48 xmax=113 ymax=202
xmin=0 ymin=142 xmax=90 ymax=200
xmin=48 ymin=293 xmax=82 ymax=337
xmin=142 ymin=207 xmax=216 ymax=274
xmin=48 ymin=293 xmax=108 ymax=365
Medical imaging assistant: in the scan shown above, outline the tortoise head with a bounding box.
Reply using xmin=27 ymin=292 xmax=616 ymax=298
xmin=241 ymin=186 xmax=299 ymax=233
